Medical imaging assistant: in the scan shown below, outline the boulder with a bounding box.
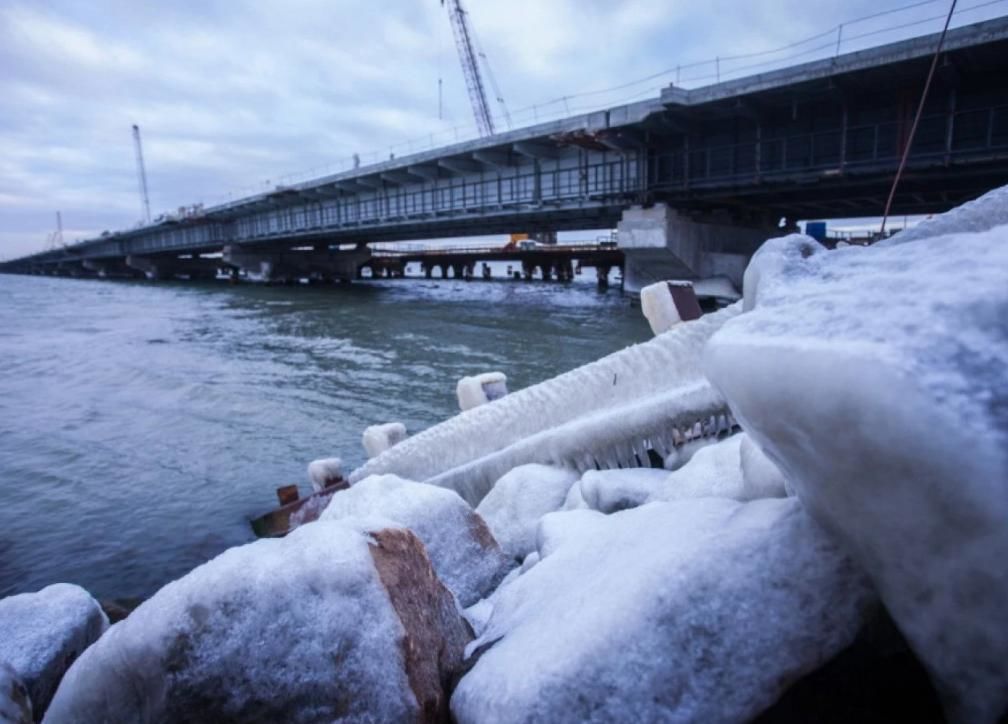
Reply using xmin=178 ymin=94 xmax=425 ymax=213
xmin=451 ymin=497 xmax=875 ymax=723
xmin=44 ymin=520 xmax=471 ymax=724
xmin=0 ymin=662 xmax=32 ymax=724
xmin=706 ymin=196 xmax=1008 ymax=722
xmin=475 ymin=464 xmax=579 ymax=562
xmin=0 ymin=583 xmax=107 ymax=719
xmin=320 ymin=475 xmax=510 ymax=607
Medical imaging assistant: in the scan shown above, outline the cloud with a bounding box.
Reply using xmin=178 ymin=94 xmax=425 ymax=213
xmin=0 ymin=0 xmax=1002 ymax=259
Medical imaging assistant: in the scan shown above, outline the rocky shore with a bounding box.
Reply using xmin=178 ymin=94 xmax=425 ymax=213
xmin=2 ymin=186 xmax=1006 ymax=723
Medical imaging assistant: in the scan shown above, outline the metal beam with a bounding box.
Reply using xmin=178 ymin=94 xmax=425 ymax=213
xmin=473 ymin=150 xmax=513 ymax=168
xmin=380 ymin=170 xmax=415 ymax=185
xmin=438 ymin=157 xmax=483 ymax=174
xmin=513 ymin=141 xmax=560 ymax=160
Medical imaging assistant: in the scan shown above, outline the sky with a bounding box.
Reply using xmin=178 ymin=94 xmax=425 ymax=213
xmin=1 ymin=0 xmax=1004 ymax=259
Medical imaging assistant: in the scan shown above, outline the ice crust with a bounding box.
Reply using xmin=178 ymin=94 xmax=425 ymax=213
xmin=0 ymin=583 xmax=107 ymax=718
xmin=706 ymin=207 xmax=1008 ymax=721
xmin=475 ymin=464 xmax=579 ymax=562
xmin=361 ymin=422 xmax=407 ymax=459
xmin=456 ymin=372 xmax=508 ymax=411
xmin=0 ymin=661 xmax=31 ymax=723
xmin=564 ymin=434 xmax=786 ymax=514
xmin=320 ymin=474 xmax=509 ymax=606
xmin=351 ymin=305 xmax=738 ymax=504
xmin=306 ymin=456 xmax=342 ymax=492
xmin=44 ymin=521 xmax=421 ymax=723
xmin=640 ymin=280 xmax=685 ymax=335
xmin=452 ymin=498 xmax=874 ymax=723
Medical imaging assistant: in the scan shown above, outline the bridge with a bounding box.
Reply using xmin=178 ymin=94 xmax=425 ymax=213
xmin=2 ymin=17 xmax=1007 ymax=294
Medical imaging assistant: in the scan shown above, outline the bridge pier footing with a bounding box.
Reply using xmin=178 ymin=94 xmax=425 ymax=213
xmin=617 ymin=203 xmax=778 ymax=297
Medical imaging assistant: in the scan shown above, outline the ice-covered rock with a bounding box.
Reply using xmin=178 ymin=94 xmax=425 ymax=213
xmin=475 ymin=464 xmax=579 ymax=562
xmin=706 ymin=206 xmax=1008 ymax=722
xmin=456 ymin=372 xmax=508 ymax=411
xmin=0 ymin=662 xmax=32 ymax=724
xmin=306 ymin=456 xmax=343 ymax=492
xmin=452 ymin=498 xmax=875 ymax=723
xmin=44 ymin=520 xmax=472 ymax=724
xmin=321 ymin=475 xmax=509 ymax=606
xmin=656 ymin=433 xmax=747 ymax=501
xmin=739 ymin=434 xmax=789 ymax=499
xmin=362 ymin=422 xmax=407 ymax=459
xmin=0 ymin=583 xmax=107 ymax=719
xmin=571 ymin=466 xmax=667 ymax=513
xmin=881 ymin=183 xmax=1008 ymax=247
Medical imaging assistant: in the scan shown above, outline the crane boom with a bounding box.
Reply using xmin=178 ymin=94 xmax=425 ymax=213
xmin=132 ymin=124 xmax=151 ymax=225
xmin=442 ymin=0 xmax=495 ymax=137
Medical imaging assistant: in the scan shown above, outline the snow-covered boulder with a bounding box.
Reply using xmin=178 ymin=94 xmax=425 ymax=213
xmin=739 ymin=434 xmax=790 ymax=498
xmin=0 ymin=662 xmax=32 ymax=724
xmin=706 ymin=200 xmax=1008 ymax=722
xmin=44 ymin=520 xmax=472 ymax=724
xmin=0 ymin=583 xmax=107 ymax=719
xmin=362 ymin=422 xmax=407 ymax=459
xmin=571 ymin=466 xmax=667 ymax=513
xmin=321 ymin=475 xmax=509 ymax=606
xmin=475 ymin=464 xmax=579 ymax=562
xmin=306 ymin=456 xmax=343 ymax=492
xmin=452 ymin=498 xmax=875 ymax=723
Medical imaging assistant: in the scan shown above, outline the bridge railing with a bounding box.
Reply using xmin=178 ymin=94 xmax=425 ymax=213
xmin=650 ymin=104 xmax=1008 ymax=191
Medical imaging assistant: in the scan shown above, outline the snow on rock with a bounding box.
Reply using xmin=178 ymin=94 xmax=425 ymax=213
xmin=456 ymin=372 xmax=508 ymax=412
xmin=571 ymin=467 xmax=668 ymax=514
xmin=0 ymin=662 xmax=32 ymax=724
xmin=705 ymin=207 xmax=1008 ymax=722
xmin=306 ymin=457 xmax=343 ymax=492
xmin=654 ymin=434 xmax=747 ymax=501
xmin=362 ymin=422 xmax=407 ymax=459
xmin=321 ymin=475 xmax=509 ymax=606
xmin=0 ymin=583 xmax=107 ymax=719
xmin=739 ymin=434 xmax=789 ymax=498
xmin=475 ymin=464 xmax=579 ymax=562
xmin=452 ymin=498 xmax=875 ymax=723
xmin=44 ymin=520 xmax=472 ymax=724
xmin=880 ymin=183 xmax=1008 ymax=247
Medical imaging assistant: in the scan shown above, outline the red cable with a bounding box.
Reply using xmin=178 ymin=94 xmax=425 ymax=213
xmin=880 ymin=0 xmax=959 ymax=236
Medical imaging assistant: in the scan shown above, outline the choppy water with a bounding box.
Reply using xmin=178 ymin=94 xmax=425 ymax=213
xmin=0 ymin=272 xmax=649 ymax=599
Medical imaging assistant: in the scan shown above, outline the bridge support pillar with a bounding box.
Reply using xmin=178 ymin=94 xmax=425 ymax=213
xmin=617 ymin=203 xmax=775 ymax=298
xmin=597 ymin=265 xmax=612 ymax=291
xmin=521 ymin=261 xmax=534 ymax=281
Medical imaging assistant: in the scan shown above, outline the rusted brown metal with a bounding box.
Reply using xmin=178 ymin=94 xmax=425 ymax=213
xmin=251 ymin=478 xmax=349 ymax=538
xmin=276 ymin=484 xmax=300 ymax=506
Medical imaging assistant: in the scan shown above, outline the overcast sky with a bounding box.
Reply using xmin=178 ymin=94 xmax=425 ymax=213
xmin=1 ymin=0 xmax=1003 ymax=259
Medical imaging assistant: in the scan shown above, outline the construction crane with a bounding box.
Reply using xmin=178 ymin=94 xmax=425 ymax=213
xmin=441 ymin=0 xmax=509 ymax=137
xmin=46 ymin=211 xmax=64 ymax=250
xmin=132 ymin=124 xmax=152 ymax=225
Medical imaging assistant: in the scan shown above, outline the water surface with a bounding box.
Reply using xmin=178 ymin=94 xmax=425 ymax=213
xmin=0 ymin=272 xmax=649 ymax=598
